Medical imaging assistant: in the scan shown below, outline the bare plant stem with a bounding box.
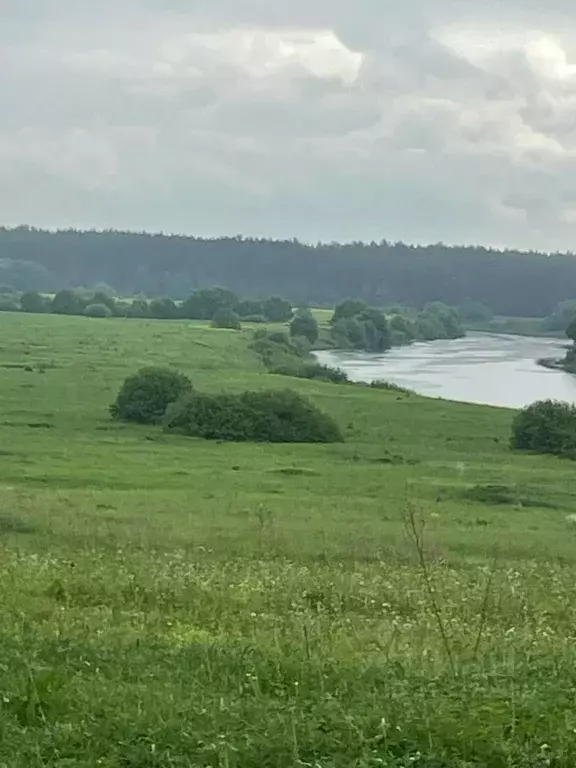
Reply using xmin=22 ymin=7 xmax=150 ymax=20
xmin=403 ymin=502 xmax=457 ymax=678
xmin=473 ymin=555 xmax=498 ymax=659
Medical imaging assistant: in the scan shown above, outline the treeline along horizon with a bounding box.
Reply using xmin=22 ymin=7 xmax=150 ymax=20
xmin=2 ymin=226 xmax=576 ymax=317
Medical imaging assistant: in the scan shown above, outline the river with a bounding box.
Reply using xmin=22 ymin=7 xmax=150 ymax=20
xmin=315 ymin=333 xmax=576 ymax=409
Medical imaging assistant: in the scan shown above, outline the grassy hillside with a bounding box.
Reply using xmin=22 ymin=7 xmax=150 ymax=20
xmin=1 ymin=312 xmax=576 ymax=766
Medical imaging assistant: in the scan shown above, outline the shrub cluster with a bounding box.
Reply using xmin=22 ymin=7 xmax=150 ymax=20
xmin=272 ymin=362 xmax=349 ymax=384
xmin=165 ymin=389 xmax=343 ymax=443
xmin=7 ymin=286 xmax=294 ymax=326
xmin=511 ymin=399 xmax=576 ymax=458
xmin=328 ymin=299 xmax=465 ymax=351
xmin=111 ymin=368 xmax=343 ymax=443
xmin=331 ymin=303 xmax=391 ymax=353
xmin=110 ymin=367 xmax=193 ymax=424
xmin=250 ymin=330 xmax=348 ymax=384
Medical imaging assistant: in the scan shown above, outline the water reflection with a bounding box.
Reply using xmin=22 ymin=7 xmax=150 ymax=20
xmin=315 ymin=333 xmax=576 ymax=409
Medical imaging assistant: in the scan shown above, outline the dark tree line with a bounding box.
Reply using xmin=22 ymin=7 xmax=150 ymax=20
xmin=3 ymin=226 xmax=576 ymax=316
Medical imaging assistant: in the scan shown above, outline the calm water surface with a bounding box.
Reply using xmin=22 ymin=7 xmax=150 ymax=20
xmin=315 ymin=333 xmax=576 ymax=409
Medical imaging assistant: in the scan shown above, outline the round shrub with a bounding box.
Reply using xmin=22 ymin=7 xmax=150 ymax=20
xmin=165 ymin=388 xmax=343 ymax=443
xmin=111 ymin=367 xmax=193 ymax=424
xmin=20 ymin=291 xmax=49 ymax=313
xmin=511 ymin=399 xmax=576 ymax=457
xmin=212 ymin=308 xmax=241 ymax=330
xmin=290 ymin=312 xmax=319 ymax=344
xmin=84 ymin=303 xmax=113 ymax=318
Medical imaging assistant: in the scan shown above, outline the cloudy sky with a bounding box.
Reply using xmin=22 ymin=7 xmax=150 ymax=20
xmin=3 ymin=1 xmax=576 ymax=250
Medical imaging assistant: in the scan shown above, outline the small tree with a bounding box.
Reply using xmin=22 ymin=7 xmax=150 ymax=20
xmin=290 ymin=310 xmax=319 ymax=344
xmin=262 ymin=296 xmax=293 ymax=323
xmin=127 ymin=298 xmax=150 ymax=318
xmin=389 ymin=314 xmax=416 ymax=346
xmin=212 ymin=307 xmax=241 ymax=330
xmin=21 ymin=291 xmax=49 ymax=314
xmin=181 ymin=288 xmax=239 ymax=320
xmin=423 ymin=302 xmax=464 ymax=339
xmin=51 ymin=289 xmax=85 ymax=316
xmin=84 ymin=303 xmax=113 ymax=318
xmin=331 ymin=299 xmax=367 ymax=325
xmin=511 ymin=399 xmax=576 ymax=457
xmin=90 ymin=291 xmax=117 ymax=315
xmin=237 ymin=299 xmax=265 ymax=318
xmin=111 ymin=367 xmax=193 ymax=424
xmin=149 ymin=297 xmax=179 ymax=319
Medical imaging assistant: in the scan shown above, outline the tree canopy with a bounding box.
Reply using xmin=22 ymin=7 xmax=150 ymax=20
xmin=4 ymin=226 xmax=576 ymax=316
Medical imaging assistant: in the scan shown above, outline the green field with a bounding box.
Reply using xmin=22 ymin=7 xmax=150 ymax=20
xmin=2 ymin=312 xmax=576 ymax=766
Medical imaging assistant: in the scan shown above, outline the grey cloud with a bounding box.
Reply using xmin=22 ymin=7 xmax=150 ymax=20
xmin=3 ymin=0 xmax=576 ymax=249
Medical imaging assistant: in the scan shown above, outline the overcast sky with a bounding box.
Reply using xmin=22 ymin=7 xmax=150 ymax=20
xmin=3 ymin=1 xmax=576 ymax=250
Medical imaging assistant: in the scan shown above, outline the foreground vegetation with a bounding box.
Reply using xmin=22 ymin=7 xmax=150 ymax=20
xmin=3 ymin=313 xmax=576 ymax=765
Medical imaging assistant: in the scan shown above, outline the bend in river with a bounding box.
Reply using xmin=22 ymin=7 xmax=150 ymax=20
xmin=315 ymin=333 xmax=576 ymax=409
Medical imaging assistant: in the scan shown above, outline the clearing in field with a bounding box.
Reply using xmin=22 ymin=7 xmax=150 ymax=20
xmin=1 ymin=312 xmax=576 ymax=766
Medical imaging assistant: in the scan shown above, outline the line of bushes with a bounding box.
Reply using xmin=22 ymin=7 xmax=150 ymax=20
xmin=110 ymin=367 xmax=343 ymax=444
xmin=249 ymin=329 xmax=349 ymax=384
xmin=328 ymin=299 xmax=465 ymax=353
xmin=0 ymin=286 xmax=294 ymax=326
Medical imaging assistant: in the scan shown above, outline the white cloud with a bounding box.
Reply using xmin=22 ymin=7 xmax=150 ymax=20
xmin=3 ymin=1 xmax=576 ymax=249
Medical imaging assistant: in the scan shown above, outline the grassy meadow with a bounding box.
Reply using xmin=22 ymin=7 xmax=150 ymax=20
xmin=1 ymin=312 xmax=576 ymax=766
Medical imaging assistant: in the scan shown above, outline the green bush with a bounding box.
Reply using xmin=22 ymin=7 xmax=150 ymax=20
xmin=20 ymin=291 xmax=49 ymax=313
xmin=462 ymin=483 xmax=557 ymax=509
xmin=165 ymin=389 xmax=343 ymax=443
xmin=250 ymin=330 xmax=306 ymax=370
xmin=149 ymin=297 xmax=179 ymax=319
xmin=212 ymin=308 xmax=241 ymax=330
xmin=126 ymin=298 xmax=150 ymax=318
xmin=90 ymin=291 xmax=118 ymax=315
xmin=111 ymin=367 xmax=193 ymax=424
xmin=51 ymin=289 xmax=85 ymax=316
xmin=370 ymin=379 xmax=414 ymax=395
xmin=331 ymin=299 xmax=367 ymax=325
xmin=84 ymin=303 xmax=113 ymax=318
xmin=331 ymin=306 xmax=391 ymax=352
xmin=290 ymin=310 xmax=319 ymax=344
xmin=389 ymin=314 xmax=416 ymax=346
xmin=181 ymin=288 xmax=239 ymax=320
xmin=511 ymin=399 xmax=576 ymax=457
xmin=272 ymin=362 xmax=348 ymax=384
xmin=262 ymin=296 xmax=293 ymax=322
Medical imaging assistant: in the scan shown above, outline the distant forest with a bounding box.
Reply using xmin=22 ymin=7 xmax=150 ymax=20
xmin=2 ymin=226 xmax=576 ymax=317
